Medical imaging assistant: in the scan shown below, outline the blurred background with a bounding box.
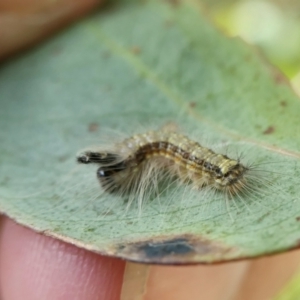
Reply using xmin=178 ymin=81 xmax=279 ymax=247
xmin=1 ymin=0 xmax=300 ymax=94
xmin=202 ymin=0 xmax=300 ymax=96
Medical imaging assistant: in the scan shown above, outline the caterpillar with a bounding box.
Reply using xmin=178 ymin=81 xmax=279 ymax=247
xmin=76 ymin=129 xmax=261 ymax=205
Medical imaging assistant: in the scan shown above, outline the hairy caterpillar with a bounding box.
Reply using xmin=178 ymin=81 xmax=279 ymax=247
xmin=10 ymin=125 xmax=290 ymax=226
xmin=76 ymin=129 xmax=265 ymax=211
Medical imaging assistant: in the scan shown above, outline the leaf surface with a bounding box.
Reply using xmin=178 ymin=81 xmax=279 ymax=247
xmin=1 ymin=0 xmax=300 ymax=264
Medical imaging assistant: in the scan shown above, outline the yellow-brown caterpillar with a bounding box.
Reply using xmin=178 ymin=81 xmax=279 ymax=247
xmin=77 ymin=130 xmax=257 ymax=200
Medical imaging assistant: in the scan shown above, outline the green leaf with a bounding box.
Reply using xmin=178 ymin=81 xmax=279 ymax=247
xmin=0 ymin=0 xmax=300 ymax=264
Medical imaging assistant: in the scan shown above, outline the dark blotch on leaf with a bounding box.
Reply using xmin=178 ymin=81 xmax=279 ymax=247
xmin=263 ymin=126 xmax=275 ymax=135
xmin=88 ymin=122 xmax=99 ymax=132
xmin=273 ymin=71 xmax=288 ymax=85
xmin=280 ymin=101 xmax=287 ymax=107
xmin=131 ymin=46 xmax=141 ymax=55
xmin=138 ymin=238 xmax=194 ymax=258
xmin=165 ymin=0 xmax=180 ymax=7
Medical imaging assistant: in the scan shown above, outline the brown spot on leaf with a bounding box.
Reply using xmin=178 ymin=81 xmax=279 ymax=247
xmin=131 ymin=46 xmax=141 ymax=55
xmin=165 ymin=0 xmax=180 ymax=7
xmin=189 ymin=102 xmax=196 ymax=108
xmin=115 ymin=234 xmax=236 ymax=264
xmin=273 ymin=70 xmax=289 ymax=85
xmin=263 ymin=126 xmax=275 ymax=135
xmin=280 ymin=101 xmax=287 ymax=107
xmin=296 ymin=216 xmax=300 ymax=221
xmin=88 ymin=122 xmax=99 ymax=132
xmin=58 ymin=155 xmax=68 ymax=162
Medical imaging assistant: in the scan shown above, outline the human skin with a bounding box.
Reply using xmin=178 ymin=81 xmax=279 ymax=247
xmin=1 ymin=1 xmax=300 ymax=299
xmin=0 ymin=0 xmax=105 ymax=60
xmin=0 ymin=217 xmax=125 ymax=300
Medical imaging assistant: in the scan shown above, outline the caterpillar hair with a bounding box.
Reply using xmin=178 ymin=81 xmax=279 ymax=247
xmin=76 ymin=129 xmax=267 ymax=209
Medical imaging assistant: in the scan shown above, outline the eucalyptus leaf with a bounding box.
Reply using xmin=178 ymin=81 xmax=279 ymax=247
xmin=1 ymin=0 xmax=300 ymax=264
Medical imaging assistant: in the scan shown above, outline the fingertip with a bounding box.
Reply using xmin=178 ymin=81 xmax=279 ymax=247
xmin=0 ymin=217 xmax=125 ymax=300
xmin=0 ymin=0 xmax=105 ymax=60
